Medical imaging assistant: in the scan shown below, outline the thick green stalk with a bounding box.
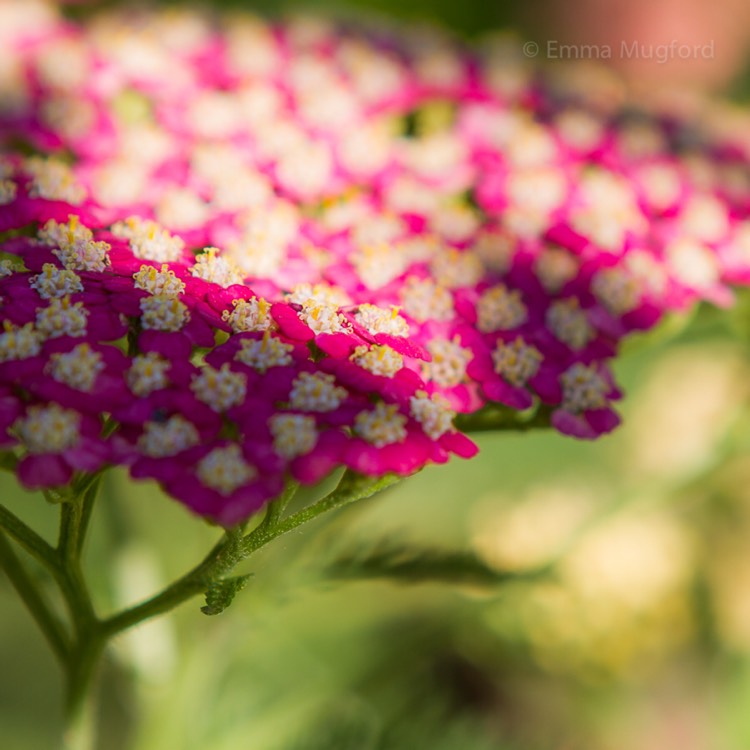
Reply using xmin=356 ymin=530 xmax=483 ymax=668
xmin=62 ymin=630 xmax=105 ymax=750
xmin=56 ymin=501 xmax=98 ymax=625
xmin=58 ymin=494 xmax=101 ymax=750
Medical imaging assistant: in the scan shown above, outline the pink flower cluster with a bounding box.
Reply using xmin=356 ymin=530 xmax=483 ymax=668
xmin=2 ymin=1 xmax=750 ymax=523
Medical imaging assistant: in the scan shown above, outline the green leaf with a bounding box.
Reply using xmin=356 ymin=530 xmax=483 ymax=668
xmin=201 ymin=574 xmax=252 ymax=616
xmin=326 ymin=541 xmax=550 ymax=588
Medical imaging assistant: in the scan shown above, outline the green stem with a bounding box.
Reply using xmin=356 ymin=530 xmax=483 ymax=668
xmin=62 ymin=631 xmax=105 ymax=750
xmin=0 ymin=531 xmax=69 ymax=663
xmin=54 ymin=479 xmax=103 ymax=750
xmin=0 ymin=503 xmax=59 ymax=570
xmin=100 ymin=530 xmax=242 ymax=636
xmin=74 ymin=483 xmax=98 ymax=560
xmin=242 ymin=471 xmax=400 ymax=554
xmin=59 ymin=484 xmax=90 ymax=566
xmin=56 ymin=504 xmax=97 ymax=624
xmin=258 ymin=479 xmax=299 ymax=530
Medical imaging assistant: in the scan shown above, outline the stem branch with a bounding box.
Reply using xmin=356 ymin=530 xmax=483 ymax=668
xmin=0 ymin=503 xmax=59 ymax=570
xmin=100 ymin=525 xmax=249 ymax=636
xmin=102 ymin=471 xmax=397 ymax=636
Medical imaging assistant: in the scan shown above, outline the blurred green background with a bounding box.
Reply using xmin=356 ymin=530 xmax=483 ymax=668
xmin=5 ymin=1 xmax=750 ymax=749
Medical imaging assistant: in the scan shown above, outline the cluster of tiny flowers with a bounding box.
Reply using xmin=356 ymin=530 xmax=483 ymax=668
xmin=2 ymin=1 xmax=750 ymax=522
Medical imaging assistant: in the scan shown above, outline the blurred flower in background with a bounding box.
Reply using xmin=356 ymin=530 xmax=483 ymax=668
xmin=623 ymin=343 xmax=748 ymax=481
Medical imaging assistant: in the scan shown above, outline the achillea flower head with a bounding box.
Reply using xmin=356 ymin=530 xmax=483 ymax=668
xmin=1 ymin=1 xmax=750 ymax=522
